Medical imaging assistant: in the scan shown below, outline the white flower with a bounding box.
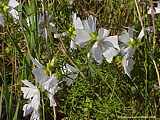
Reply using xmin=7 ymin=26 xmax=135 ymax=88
xmin=71 ymin=13 xmax=96 ymax=48
xmin=31 ymin=57 xmax=59 ymax=107
xmin=121 ymin=47 xmax=135 ymax=78
xmin=31 ymin=57 xmax=48 ymax=84
xmin=42 ymin=76 xmax=59 ymax=107
xmin=8 ymin=0 xmax=19 ymax=8
xmin=21 ymin=57 xmax=61 ymax=119
xmin=119 ymin=30 xmax=131 ymax=46
xmin=0 ymin=13 xmax=4 ymax=27
xmin=21 ymin=80 xmax=40 ymax=120
xmin=91 ymin=28 xmax=120 ymax=64
xmin=82 ymin=15 xmax=96 ymax=33
xmin=72 ymin=14 xmax=120 ymax=64
xmin=119 ymin=28 xmax=144 ymax=78
xmin=119 ymin=29 xmax=135 ymax=78
xmin=62 ymin=64 xmax=79 ymax=86
xmin=8 ymin=0 xmax=19 ymax=20
xmin=72 ymin=13 xmax=83 ymax=30
xmin=9 ymin=9 xmax=19 ymax=20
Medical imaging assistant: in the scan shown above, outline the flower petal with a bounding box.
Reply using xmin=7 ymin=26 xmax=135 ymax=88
xmin=21 ymin=80 xmax=39 ymax=100
xmin=104 ymin=35 xmax=120 ymax=50
xmin=9 ymin=9 xmax=19 ymax=20
xmin=121 ymin=47 xmax=135 ymax=78
xmin=30 ymin=110 xmax=40 ymax=120
xmin=21 ymin=80 xmax=40 ymax=119
xmin=98 ymin=28 xmax=110 ymax=39
xmin=119 ymin=30 xmax=130 ymax=45
xmin=32 ymin=67 xmax=48 ymax=84
xmin=82 ymin=20 xmax=91 ymax=32
xmin=128 ymin=27 xmax=134 ymax=38
xmin=31 ymin=57 xmax=49 ymax=84
xmin=101 ymin=41 xmax=113 ymax=52
xmin=87 ymin=15 xmax=96 ymax=32
xmin=42 ymin=76 xmax=58 ymax=92
xmin=121 ymin=47 xmax=135 ymax=58
xmin=74 ymin=29 xmax=90 ymax=47
xmin=73 ymin=13 xmax=83 ymax=29
xmin=21 ymin=80 xmax=35 ymax=88
xmin=8 ymin=0 xmax=19 ymax=8
xmin=31 ymin=57 xmax=43 ymax=68
xmin=23 ymin=104 xmax=33 ymax=117
xmin=41 ymin=76 xmax=59 ymax=107
xmin=91 ymin=42 xmax=103 ymax=64
xmin=122 ymin=57 xmax=135 ymax=78
xmin=103 ymin=47 xmax=119 ymax=63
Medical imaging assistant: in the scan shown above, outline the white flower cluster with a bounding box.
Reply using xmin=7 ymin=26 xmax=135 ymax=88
xmin=71 ymin=13 xmax=144 ymax=78
xmin=21 ymin=57 xmax=78 ymax=120
xmin=0 ymin=1 xmax=145 ymax=118
xmin=0 ymin=0 xmax=19 ymax=26
xmin=8 ymin=0 xmax=19 ymax=20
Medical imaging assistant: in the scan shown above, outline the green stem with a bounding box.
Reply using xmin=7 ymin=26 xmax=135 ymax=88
xmin=152 ymin=59 xmax=160 ymax=86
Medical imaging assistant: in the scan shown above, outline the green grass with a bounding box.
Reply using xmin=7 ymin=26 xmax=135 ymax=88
xmin=0 ymin=0 xmax=160 ymax=119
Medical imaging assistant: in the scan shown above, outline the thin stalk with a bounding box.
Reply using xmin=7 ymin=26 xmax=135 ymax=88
xmin=149 ymin=1 xmax=160 ymax=87
xmin=152 ymin=59 xmax=160 ymax=86
xmin=0 ymin=85 xmax=3 ymax=119
xmin=135 ymin=0 xmax=149 ymax=117
xmin=13 ymin=101 xmax=20 ymax=120
xmin=150 ymin=0 xmax=156 ymax=49
xmin=134 ymin=0 xmax=144 ymax=29
xmin=42 ymin=93 xmax=45 ymax=120
xmin=144 ymin=53 xmax=148 ymax=117
xmin=53 ymin=105 xmax=56 ymax=120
